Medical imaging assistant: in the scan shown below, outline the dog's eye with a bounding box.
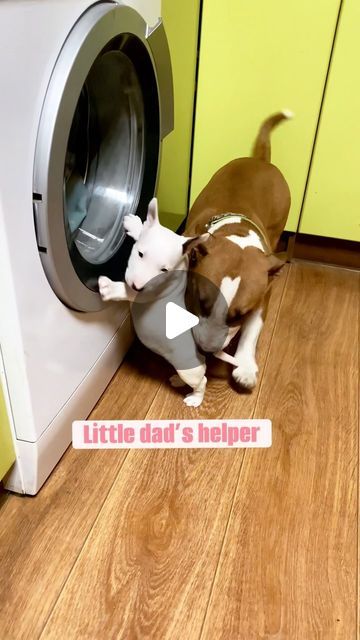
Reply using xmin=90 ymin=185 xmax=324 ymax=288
xmin=138 ymin=251 xmax=143 ymax=258
xmin=161 ymin=267 xmax=168 ymax=273
xmin=199 ymin=297 xmax=212 ymax=317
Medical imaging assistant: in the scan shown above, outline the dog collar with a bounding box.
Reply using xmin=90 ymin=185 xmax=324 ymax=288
xmin=205 ymin=213 xmax=270 ymax=253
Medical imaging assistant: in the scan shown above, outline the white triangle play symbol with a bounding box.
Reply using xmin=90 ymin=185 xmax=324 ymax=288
xmin=166 ymin=302 xmax=199 ymax=340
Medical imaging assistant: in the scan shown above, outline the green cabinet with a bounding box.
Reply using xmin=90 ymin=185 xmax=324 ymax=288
xmin=190 ymin=0 xmax=342 ymax=233
xmin=158 ymin=0 xmax=359 ymax=243
xmin=0 ymin=381 xmax=15 ymax=482
xmin=299 ymin=0 xmax=360 ymax=241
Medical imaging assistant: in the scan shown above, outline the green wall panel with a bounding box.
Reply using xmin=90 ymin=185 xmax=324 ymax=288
xmin=299 ymin=0 xmax=360 ymax=241
xmin=157 ymin=0 xmax=200 ymax=231
xmin=0 ymin=379 xmax=15 ymax=482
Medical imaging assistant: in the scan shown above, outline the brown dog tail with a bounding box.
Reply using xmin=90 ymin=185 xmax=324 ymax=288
xmin=252 ymin=110 xmax=294 ymax=162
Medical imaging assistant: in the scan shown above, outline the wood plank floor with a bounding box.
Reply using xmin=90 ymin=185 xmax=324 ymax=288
xmin=0 ymin=262 xmax=359 ymax=640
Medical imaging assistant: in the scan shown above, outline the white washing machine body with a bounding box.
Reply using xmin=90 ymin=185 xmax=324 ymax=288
xmin=0 ymin=0 xmax=173 ymax=494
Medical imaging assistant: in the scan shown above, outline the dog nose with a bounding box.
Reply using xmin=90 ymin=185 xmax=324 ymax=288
xmin=132 ymin=283 xmax=144 ymax=292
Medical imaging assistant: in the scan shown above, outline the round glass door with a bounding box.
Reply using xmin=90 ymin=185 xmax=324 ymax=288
xmin=33 ymin=3 xmax=173 ymax=312
xmin=64 ymin=49 xmax=145 ymax=266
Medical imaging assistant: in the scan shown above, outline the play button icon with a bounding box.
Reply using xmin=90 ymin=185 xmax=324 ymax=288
xmin=130 ymin=269 xmax=228 ymax=370
xmin=166 ymin=302 xmax=199 ymax=340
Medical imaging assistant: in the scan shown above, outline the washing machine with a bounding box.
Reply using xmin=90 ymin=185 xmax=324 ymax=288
xmin=0 ymin=0 xmax=173 ymax=494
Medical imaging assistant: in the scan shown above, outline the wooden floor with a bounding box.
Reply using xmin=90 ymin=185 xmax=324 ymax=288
xmin=0 ymin=261 xmax=359 ymax=639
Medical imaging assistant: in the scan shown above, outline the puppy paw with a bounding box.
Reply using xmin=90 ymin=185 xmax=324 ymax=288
xmin=232 ymin=357 xmax=258 ymax=389
xmin=123 ymin=214 xmax=143 ymax=240
xmin=98 ymin=276 xmax=115 ymax=302
xmin=169 ymin=374 xmax=186 ymax=388
xmin=184 ymin=393 xmax=203 ymax=408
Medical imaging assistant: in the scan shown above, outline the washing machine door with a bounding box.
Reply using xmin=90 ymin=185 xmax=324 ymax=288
xmin=33 ymin=2 xmax=173 ymax=312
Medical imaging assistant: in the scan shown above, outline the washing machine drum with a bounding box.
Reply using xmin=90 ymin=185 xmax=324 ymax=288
xmin=33 ymin=2 xmax=173 ymax=312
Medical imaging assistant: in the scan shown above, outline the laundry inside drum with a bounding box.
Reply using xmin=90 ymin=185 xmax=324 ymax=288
xmin=64 ymin=49 xmax=145 ymax=265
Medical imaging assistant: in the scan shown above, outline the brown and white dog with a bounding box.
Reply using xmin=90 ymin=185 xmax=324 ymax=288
xmin=183 ymin=111 xmax=292 ymax=389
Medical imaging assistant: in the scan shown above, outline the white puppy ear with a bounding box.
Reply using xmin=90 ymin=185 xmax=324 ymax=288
xmin=146 ymin=197 xmax=159 ymax=226
xmin=123 ymin=214 xmax=143 ymax=241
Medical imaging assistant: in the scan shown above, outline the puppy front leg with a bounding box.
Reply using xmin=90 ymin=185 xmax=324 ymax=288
xmin=98 ymin=276 xmax=135 ymax=302
xmin=232 ymin=308 xmax=263 ymax=389
xmin=173 ymin=364 xmax=207 ymax=407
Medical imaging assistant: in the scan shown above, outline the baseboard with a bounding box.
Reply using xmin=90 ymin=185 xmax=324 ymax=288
xmin=278 ymin=232 xmax=360 ymax=270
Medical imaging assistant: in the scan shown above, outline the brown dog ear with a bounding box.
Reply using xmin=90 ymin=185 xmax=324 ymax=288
xmin=182 ymin=233 xmax=210 ymax=255
xmin=182 ymin=236 xmax=199 ymax=254
xmin=188 ymin=243 xmax=209 ymax=267
xmin=267 ymin=254 xmax=285 ymax=275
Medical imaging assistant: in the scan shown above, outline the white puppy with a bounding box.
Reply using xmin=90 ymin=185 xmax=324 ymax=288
xmin=124 ymin=198 xmax=189 ymax=291
xmin=99 ymin=198 xmax=239 ymax=407
xmin=99 ymin=198 xmax=207 ymax=407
